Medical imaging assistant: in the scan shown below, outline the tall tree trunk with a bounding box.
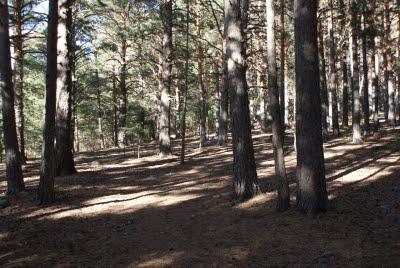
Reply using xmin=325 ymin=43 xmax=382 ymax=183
xmin=397 ymin=0 xmax=400 ymax=122
xmin=370 ymin=0 xmax=380 ymax=132
xmin=13 ymin=0 xmax=26 ymax=163
xmin=0 ymin=0 xmax=24 ymax=195
xmin=384 ymin=0 xmax=396 ymax=126
xmin=180 ymin=0 xmax=189 ymax=164
xmin=226 ymin=0 xmax=260 ymax=201
xmin=196 ymin=3 xmax=207 ymax=148
xmin=56 ymin=0 xmax=76 ymax=176
xmin=279 ymin=0 xmax=286 ymax=130
xmin=350 ymin=0 xmax=362 ymax=144
xmin=159 ymin=0 xmax=173 ymax=156
xmin=327 ymin=0 xmax=340 ymax=136
xmin=361 ymin=0 xmax=370 ymax=135
xmin=266 ymin=0 xmax=290 ymax=211
xmin=118 ymin=38 xmax=127 ymax=146
xmin=38 ymin=0 xmax=58 ymax=204
xmin=294 ymin=0 xmax=328 ymax=215
xmin=218 ymin=40 xmax=229 ymax=145
xmin=339 ymin=0 xmax=349 ymax=128
xmin=112 ymin=66 xmax=118 ymax=147
xmin=318 ymin=18 xmax=329 ymax=142
xmin=95 ymin=68 xmax=105 ymax=149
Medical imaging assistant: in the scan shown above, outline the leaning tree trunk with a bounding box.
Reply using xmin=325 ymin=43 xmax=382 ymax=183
xmin=226 ymin=0 xmax=260 ymax=201
xmin=56 ymin=0 xmax=76 ymax=176
xmin=327 ymin=0 xmax=340 ymax=137
xmin=13 ymin=0 xmax=26 ymax=163
xmin=318 ymin=18 xmax=329 ymax=142
xmin=266 ymin=0 xmax=290 ymax=211
xmin=361 ymin=0 xmax=370 ymax=135
xmin=0 ymin=0 xmax=25 ymax=195
xmin=294 ymin=0 xmax=328 ymax=215
xmin=38 ymin=0 xmax=58 ymax=204
xmin=350 ymin=0 xmax=362 ymax=144
xmin=159 ymin=0 xmax=173 ymax=156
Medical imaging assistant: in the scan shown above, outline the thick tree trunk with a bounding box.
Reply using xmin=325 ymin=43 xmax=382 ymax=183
xmin=56 ymin=0 xmax=76 ymax=176
xmin=13 ymin=0 xmax=26 ymax=163
xmin=266 ymin=0 xmax=290 ymax=211
xmin=196 ymin=4 xmax=207 ymax=148
xmin=350 ymin=0 xmax=362 ymax=144
xmin=294 ymin=0 xmax=328 ymax=215
xmin=361 ymin=0 xmax=370 ymax=135
xmin=0 ymin=0 xmax=25 ymax=195
xmin=159 ymin=0 xmax=173 ymax=156
xmin=327 ymin=0 xmax=340 ymax=136
xmin=318 ymin=19 xmax=329 ymax=142
xmin=226 ymin=0 xmax=260 ymax=201
xmin=38 ymin=0 xmax=58 ymax=204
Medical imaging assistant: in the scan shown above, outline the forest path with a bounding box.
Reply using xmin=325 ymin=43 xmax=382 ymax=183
xmin=1 ymin=126 xmax=400 ymax=267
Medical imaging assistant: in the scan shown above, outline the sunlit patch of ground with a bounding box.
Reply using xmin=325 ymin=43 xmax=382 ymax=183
xmin=0 ymin=126 xmax=399 ymax=267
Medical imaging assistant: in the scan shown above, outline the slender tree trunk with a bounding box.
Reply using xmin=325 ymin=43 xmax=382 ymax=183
xmin=318 ymin=19 xmax=329 ymax=142
xmin=370 ymin=0 xmax=380 ymax=132
xmin=159 ymin=0 xmax=173 ymax=156
xmin=112 ymin=66 xmax=118 ymax=146
xmin=397 ymin=0 xmax=400 ymax=122
xmin=384 ymin=0 xmax=396 ymax=126
xmin=226 ymin=0 xmax=260 ymax=201
xmin=118 ymin=38 xmax=127 ymax=146
xmin=266 ymin=0 xmax=290 ymax=211
xmin=294 ymin=0 xmax=328 ymax=215
xmin=38 ymin=0 xmax=58 ymax=204
xmin=279 ymin=0 xmax=286 ymax=130
xmin=255 ymin=31 xmax=268 ymax=131
xmin=350 ymin=0 xmax=362 ymax=144
xmin=339 ymin=0 xmax=349 ymax=128
xmin=180 ymin=0 xmax=189 ymax=164
xmin=361 ymin=0 xmax=370 ymax=135
xmin=13 ymin=0 xmax=26 ymax=163
xmin=56 ymin=0 xmax=76 ymax=176
xmin=196 ymin=4 xmax=207 ymax=148
xmin=0 ymin=0 xmax=24 ymax=195
xmin=328 ymin=0 xmax=340 ymax=136
xmin=218 ymin=40 xmax=229 ymax=145
xmin=95 ymin=69 xmax=105 ymax=149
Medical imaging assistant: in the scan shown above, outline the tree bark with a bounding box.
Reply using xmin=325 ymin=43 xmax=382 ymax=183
xmin=370 ymin=0 xmax=380 ymax=132
xmin=56 ymin=0 xmax=76 ymax=176
xmin=226 ymin=0 xmax=260 ymax=201
xmin=361 ymin=0 xmax=370 ymax=135
xmin=339 ymin=0 xmax=349 ymax=128
xmin=218 ymin=40 xmax=229 ymax=145
xmin=159 ymin=0 xmax=173 ymax=156
xmin=350 ymin=0 xmax=362 ymax=144
xmin=279 ymin=0 xmax=286 ymax=130
xmin=0 ymin=0 xmax=25 ymax=195
xmin=318 ymin=18 xmax=329 ymax=142
xmin=95 ymin=68 xmax=105 ymax=149
xmin=12 ymin=0 xmax=26 ymax=163
xmin=327 ymin=0 xmax=340 ymax=136
xmin=112 ymin=66 xmax=118 ymax=147
xmin=118 ymin=37 xmax=127 ymax=146
xmin=266 ymin=0 xmax=290 ymax=211
xmin=294 ymin=0 xmax=328 ymax=215
xmin=38 ymin=0 xmax=58 ymax=204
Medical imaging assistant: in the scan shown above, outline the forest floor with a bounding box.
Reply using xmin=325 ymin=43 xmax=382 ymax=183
xmin=1 ymin=125 xmax=400 ymax=267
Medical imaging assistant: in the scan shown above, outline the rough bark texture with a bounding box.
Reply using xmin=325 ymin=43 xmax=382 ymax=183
xmin=158 ymin=0 xmax=173 ymax=156
xmin=350 ymin=0 xmax=362 ymax=144
xmin=0 ymin=0 xmax=25 ymax=195
xmin=56 ymin=0 xmax=76 ymax=176
xmin=218 ymin=41 xmax=229 ymax=145
xmin=279 ymin=0 xmax=286 ymax=131
xmin=339 ymin=0 xmax=349 ymax=128
xmin=226 ymin=0 xmax=260 ymax=201
xmin=13 ymin=0 xmax=26 ymax=163
xmin=327 ymin=0 xmax=340 ymax=137
xmin=38 ymin=0 xmax=58 ymax=204
xmin=318 ymin=18 xmax=329 ymax=142
xmin=294 ymin=0 xmax=328 ymax=215
xmin=266 ymin=0 xmax=290 ymax=211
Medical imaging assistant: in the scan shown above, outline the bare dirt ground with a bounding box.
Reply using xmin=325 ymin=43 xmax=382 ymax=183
xmin=1 ymin=126 xmax=399 ymax=267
